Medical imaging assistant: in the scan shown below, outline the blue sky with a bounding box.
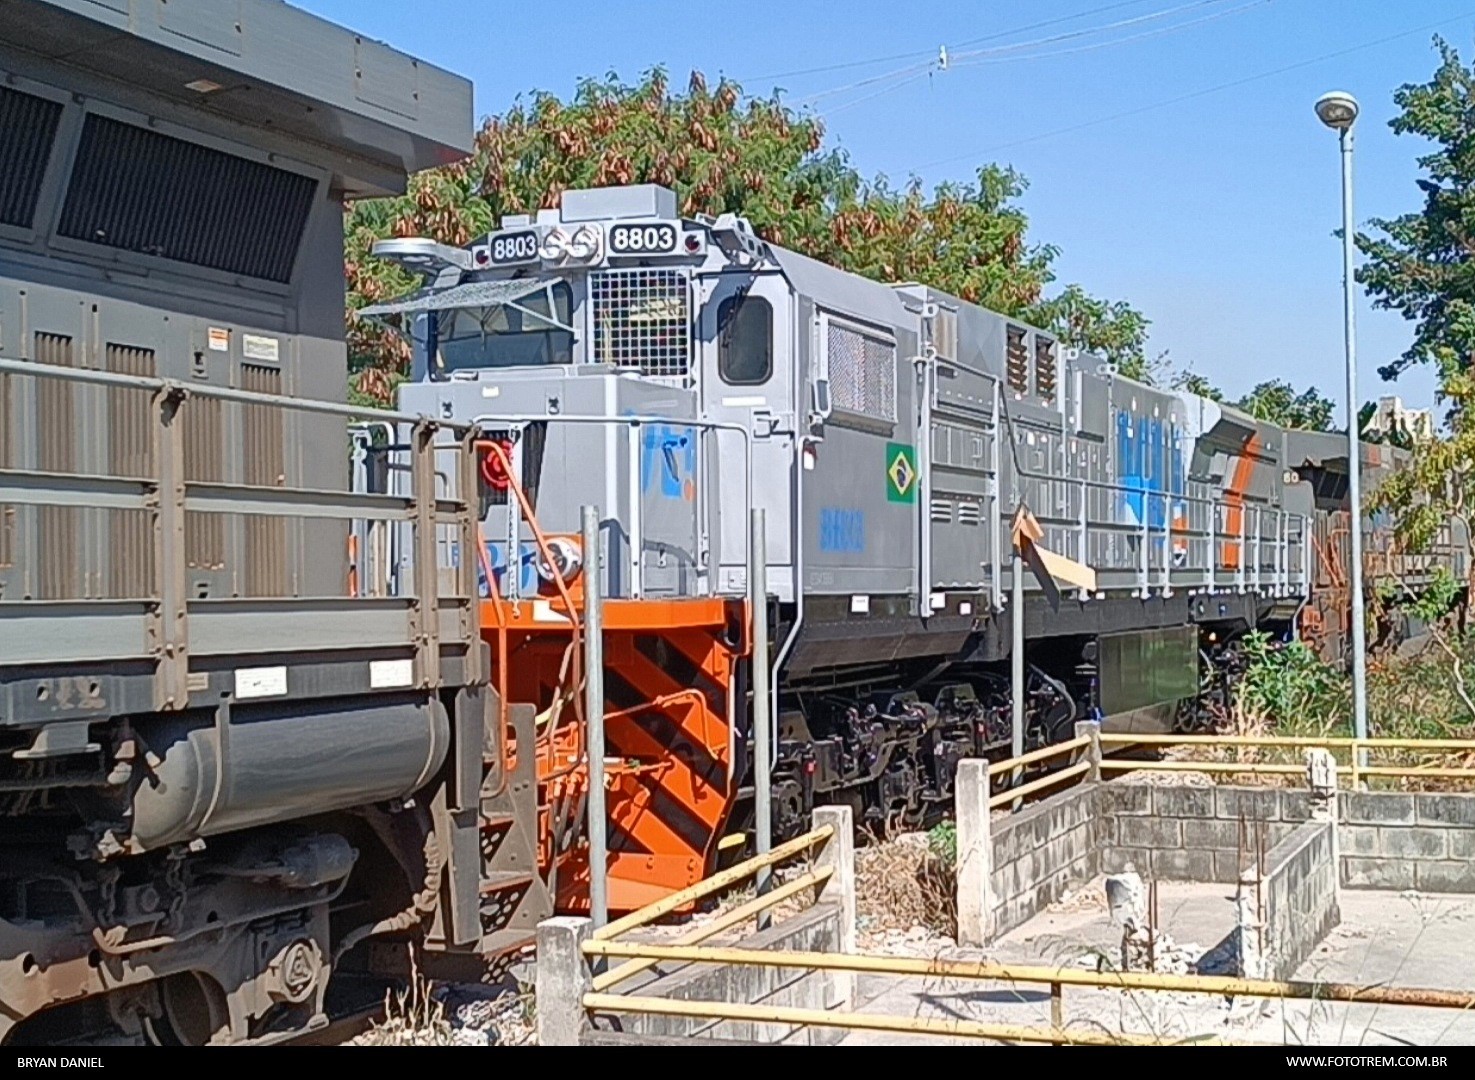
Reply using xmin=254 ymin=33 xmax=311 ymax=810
xmin=302 ymin=0 xmax=1475 ymax=418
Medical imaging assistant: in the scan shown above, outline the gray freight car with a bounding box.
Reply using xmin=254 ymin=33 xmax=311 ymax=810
xmin=0 ymin=0 xmax=539 ymax=1046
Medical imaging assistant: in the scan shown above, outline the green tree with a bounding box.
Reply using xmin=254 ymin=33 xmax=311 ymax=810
xmin=1167 ymin=370 xmax=1336 ymax=431
xmin=1358 ymin=38 xmax=1475 ymax=383
xmin=1170 ymin=370 xmax=1224 ymax=401
xmin=1235 ymin=380 xmax=1337 ymax=431
xmin=346 ymin=69 xmax=1148 ymax=401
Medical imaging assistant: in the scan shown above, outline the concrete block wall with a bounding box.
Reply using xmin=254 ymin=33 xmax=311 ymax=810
xmin=1098 ymin=782 xmax=1475 ymax=895
xmin=1339 ymin=792 xmax=1475 ymax=893
xmin=1099 ymin=783 xmax=1311 ymax=884
xmin=990 ymin=785 xmax=1103 ymax=938
xmin=1259 ymin=820 xmax=1341 ymax=981
xmin=606 ymin=904 xmax=846 ymax=1045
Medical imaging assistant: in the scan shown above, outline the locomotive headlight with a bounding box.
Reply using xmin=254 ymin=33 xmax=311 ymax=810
xmin=539 ymin=229 xmax=570 ymax=262
xmin=567 ymin=225 xmax=602 ymax=261
xmin=535 ymin=536 xmax=584 ymax=585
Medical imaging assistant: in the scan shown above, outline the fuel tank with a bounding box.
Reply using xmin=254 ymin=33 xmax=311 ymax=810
xmin=130 ymin=693 xmax=449 ymax=851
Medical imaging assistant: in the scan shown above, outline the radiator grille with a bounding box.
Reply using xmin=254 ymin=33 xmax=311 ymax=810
xmin=106 ymin=344 xmax=157 ymax=598
xmin=590 ymin=269 xmax=690 ymax=377
xmin=0 ymin=370 xmax=11 ymax=569
xmin=58 ymin=115 xmax=316 ymax=283
xmin=827 ymin=320 xmax=896 ymax=422
xmin=1006 ymin=325 xmax=1029 ymax=394
xmin=0 ymin=86 xmax=63 ymax=229
xmin=36 ymin=333 xmax=80 ymax=599
xmin=184 ymin=396 xmax=226 ymax=572
xmin=240 ymin=362 xmax=288 ymax=597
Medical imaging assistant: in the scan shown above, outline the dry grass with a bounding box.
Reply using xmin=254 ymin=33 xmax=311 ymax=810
xmin=351 ymin=950 xmax=536 ymax=1047
xmin=854 ymin=831 xmax=957 ymax=939
xmin=355 ymin=959 xmax=456 ymax=1046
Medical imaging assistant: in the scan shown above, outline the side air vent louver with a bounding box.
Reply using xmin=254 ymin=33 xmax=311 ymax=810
xmin=1005 ymin=325 xmax=1029 ymax=394
xmin=1035 ymin=336 xmax=1057 ymax=403
xmin=0 ymin=86 xmax=63 ymax=230
xmin=58 ymin=115 xmax=316 ymax=283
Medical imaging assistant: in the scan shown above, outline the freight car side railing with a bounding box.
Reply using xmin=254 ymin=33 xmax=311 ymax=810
xmin=0 ymin=357 xmax=481 ymax=717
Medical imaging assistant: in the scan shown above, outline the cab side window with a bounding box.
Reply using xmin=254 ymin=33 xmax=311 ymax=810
xmin=717 ymin=294 xmax=772 ymax=385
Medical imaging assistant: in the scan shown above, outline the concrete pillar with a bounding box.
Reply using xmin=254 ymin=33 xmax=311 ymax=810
xmin=535 ymin=915 xmax=593 ymax=1046
xmin=1306 ymin=747 xmax=1341 ymax=902
xmin=1306 ymin=748 xmax=1338 ymax=822
xmin=1235 ymin=867 xmax=1267 ymax=981
xmin=812 ymin=805 xmax=855 ymax=1008
xmin=956 ymin=759 xmax=995 ymax=946
xmin=1074 ymin=719 xmax=1102 ymax=783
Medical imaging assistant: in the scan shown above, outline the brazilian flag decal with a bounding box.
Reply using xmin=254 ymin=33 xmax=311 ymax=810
xmin=886 ymin=443 xmax=917 ymax=503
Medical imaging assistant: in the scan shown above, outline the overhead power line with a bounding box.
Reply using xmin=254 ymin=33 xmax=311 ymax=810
xmin=739 ymin=0 xmax=1170 ymax=84
xmin=800 ymin=0 xmax=1239 ymax=106
xmin=914 ymin=11 xmax=1475 ymax=171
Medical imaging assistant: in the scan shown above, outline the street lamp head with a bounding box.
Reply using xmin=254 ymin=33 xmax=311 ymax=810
xmin=1315 ymin=91 xmax=1359 ymax=131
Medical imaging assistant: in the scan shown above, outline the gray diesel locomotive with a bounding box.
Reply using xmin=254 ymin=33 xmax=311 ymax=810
xmin=366 ymin=183 xmax=1463 ymax=839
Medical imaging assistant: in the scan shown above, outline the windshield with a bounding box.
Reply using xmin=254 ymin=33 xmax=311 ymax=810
xmin=432 ymin=280 xmax=574 ymax=373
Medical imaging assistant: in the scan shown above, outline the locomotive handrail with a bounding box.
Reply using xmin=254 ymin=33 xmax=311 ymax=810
xmin=466 ymin=411 xmax=754 ymax=600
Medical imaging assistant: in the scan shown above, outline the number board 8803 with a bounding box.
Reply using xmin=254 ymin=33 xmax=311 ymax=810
xmin=609 ymin=222 xmax=679 ymax=256
xmin=489 ymin=230 xmax=538 ymax=265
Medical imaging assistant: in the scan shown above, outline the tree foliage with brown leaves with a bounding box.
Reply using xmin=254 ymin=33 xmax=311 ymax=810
xmin=345 ymin=69 xmax=1151 ymax=403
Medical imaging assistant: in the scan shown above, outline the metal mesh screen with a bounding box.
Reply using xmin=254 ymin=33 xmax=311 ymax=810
xmin=590 ymin=269 xmax=691 ymax=377
xmin=827 ymin=321 xmax=896 ymax=422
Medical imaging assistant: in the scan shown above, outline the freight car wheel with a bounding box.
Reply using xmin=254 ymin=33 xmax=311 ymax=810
xmin=145 ymin=973 xmax=230 ymax=1047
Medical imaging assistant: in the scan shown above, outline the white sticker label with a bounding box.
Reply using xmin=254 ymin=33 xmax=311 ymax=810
xmin=929 ymin=592 xmax=946 ymax=611
xmin=849 ymin=594 xmax=870 ymax=615
xmin=242 ymin=334 xmax=280 ymax=363
xmin=532 ymin=599 xmax=572 ymax=624
xmin=207 ymin=327 xmax=229 ymax=351
xmin=480 ymin=385 xmax=501 ymax=398
xmin=369 ymin=658 xmax=414 ymax=689
xmin=721 ymin=395 xmax=767 ymax=407
xmin=234 ymin=665 xmax=287 ymax=699
xmin=959 ymin=602 xmax=973 ymax=616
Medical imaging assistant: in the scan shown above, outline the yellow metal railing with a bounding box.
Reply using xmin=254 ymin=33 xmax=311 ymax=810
xmin=986 ymin=733 xmax=1092 ymax=809
xmin=593 ymin=824 xmax=833 ymax=942
xmin=577 ymin=735 xmax=1475 ymax=1046
xmin=581 ymin=940 xmax=1475 ymax=1045
xmin=1097 ymin=733 xmax=1475 ymax=789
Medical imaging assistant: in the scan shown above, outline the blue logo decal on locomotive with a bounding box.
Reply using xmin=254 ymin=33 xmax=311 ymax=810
xmin=819 ymin=508 xmax=866 ymax=553
xmin=639 ymin=422 xmax=697 ymax=501
xmin=479 ymin=540 xmax=541 ymax=597
xmin=1116 ymin=411 xmax=1190 ymax=564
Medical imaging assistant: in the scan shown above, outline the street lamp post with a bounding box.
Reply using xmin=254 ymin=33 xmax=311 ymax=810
xmin=1315 ymin=90 xmax=1369 ymax=748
